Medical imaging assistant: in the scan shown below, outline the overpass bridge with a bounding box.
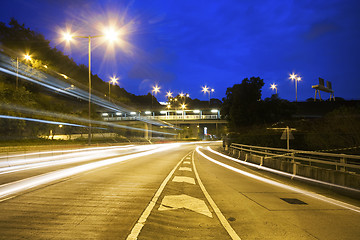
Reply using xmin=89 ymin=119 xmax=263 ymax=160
xmin=101 ymin=109 xmax=228 ymax=139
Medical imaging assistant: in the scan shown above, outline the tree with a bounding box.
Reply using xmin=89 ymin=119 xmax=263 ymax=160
xmin=221 ymin=77 xmax=264 ymax=128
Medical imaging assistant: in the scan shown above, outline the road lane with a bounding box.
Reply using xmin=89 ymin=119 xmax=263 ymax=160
xmin=0 ymin=142 xmax=359 ymax=239
xmin=195 ymin=146 xmax=360 ymax=239
xmin=0 ymin=144 xmax=194 ymax=239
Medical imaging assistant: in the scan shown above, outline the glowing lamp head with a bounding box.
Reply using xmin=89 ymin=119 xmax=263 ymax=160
xmin=289 ymin=73 xmax=297 ymax=80
xmin=166 ymin=91 xmax=173 ymax=98
xmin=202 ymin=86 xmax=209 ymax=94
xmin=110 ymin=76 xmax=119 ymax=85
xmin=270 ymin=83 xmax=277 ymax=90
xmin=63 ymin=32 xmax=73 ymax=42
xmin=152 ymin=85 xmax=160 ymax=94
xmin=297 ymin=76 xmax=301 ymax=81
xmin=104 ymin=27 xmax=119 ymax=42
xmin=24 ymin=54 xmax=31 ymax=61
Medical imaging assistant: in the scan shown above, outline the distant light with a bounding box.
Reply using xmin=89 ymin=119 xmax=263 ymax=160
xmin=24 ymin=54 xmax=31 ymax=61
xmin=186 ymin=94 xmax=190 ymax=98
xmin=130 ymin=112 xmax=137 ymax=115
xmin=43 ymin=65 xmax=48 ymax=69
xmin=160 ymin=111 xmax=167 ymax=114
xmin=289 ymin=73 xmax=297 ymax=80
xmin=202 ymin=86 xmax=209 ymax=94
xmin=102 ymin=113 xmax=109 ymax=116
xmin=166 ymin=91 xmax=173 ymax=98
xmin=110 ymin=76 xmax=119 ymax=85
xmin=297 ymin=76 xmax=301 ymax=81
xmin=145 ymin=111 xmax=151 ymax=114
xmin=211 ymin=89 xmax=215 ymax=93
xmin=179 ymin=92 xmax=184 ymax=97
xmin=152 ymin=85 xmax=161 ymax=94
xmin=116 ymin=112 xmax=122 ymax=116
xmin=193 ymin=110 xmax=200 ymax=113
xmin=211 ymin=109 xmax=218 ymax=113
xmin=270 ymin=83 xmax=277 ymax=90
xmin=59 ymin=125 xmax=63 ymax=128
xmin=60 ymin=74 xmax=68 ymax=79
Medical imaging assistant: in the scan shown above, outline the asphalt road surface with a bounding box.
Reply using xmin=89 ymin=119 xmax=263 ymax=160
xmin=0 ymin=142 xmax=359 ymax=239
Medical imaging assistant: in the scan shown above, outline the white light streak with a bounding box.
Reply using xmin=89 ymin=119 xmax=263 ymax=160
xmin=196 ymin=147 xmax=360 ymax=213
xmin=0 ymin=144 xmax=179 ymax=199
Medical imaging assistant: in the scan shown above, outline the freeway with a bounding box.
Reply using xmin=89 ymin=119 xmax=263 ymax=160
xmin=0 ymin=142 xmax=359 ymax=239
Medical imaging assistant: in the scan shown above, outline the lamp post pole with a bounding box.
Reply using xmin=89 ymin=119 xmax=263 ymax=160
xmin=88 ymin=36 xmax=92 ymax=145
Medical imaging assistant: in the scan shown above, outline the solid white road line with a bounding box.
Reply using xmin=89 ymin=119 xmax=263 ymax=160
xmin=126 ymin=152 xmax=190 ymax=240
xmin=192 ymin=150 xmax=242 ymax=240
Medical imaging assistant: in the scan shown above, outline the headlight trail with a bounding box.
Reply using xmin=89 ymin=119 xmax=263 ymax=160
xmin=0 ymin=114 xmax=98 ymax=129
xmin=0 ymin=53 xmax=172 ymax=128
xmin=196 ymin=147 xmax=360 ymax=213
xmin=0 ymin=145 xmax=137 ymax=169
xmin=0 ymin=104 xmax=177 ymax=136
xmin=0 ymin=145 xmax=152 ymax=175
xmin=0 ymin=143 xmax=179 ymax=199
xmin=0 ymin=145 xmax=134 ymax=161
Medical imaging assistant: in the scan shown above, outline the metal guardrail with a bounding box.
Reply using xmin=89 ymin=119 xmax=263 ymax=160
xmin=230 ymin=143 xmax=360 ymax=174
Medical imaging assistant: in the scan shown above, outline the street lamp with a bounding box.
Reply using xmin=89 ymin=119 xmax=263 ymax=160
xmin=289 ymin=73 xmax=301 ymax=102
xmin=62 ymin=27 xmax=120 ymax=145
xmin=152 ymin=85 xmax=160 ymax=109
xmin=270 ymin=83 xmax=278 ymax=94
xmin=202 ymin=85 xmax=214 ymax=106
xmin=108 ymin=76 xmax=118 ymax=101
xmin=180 ymin=103 xmax=186 ymax=119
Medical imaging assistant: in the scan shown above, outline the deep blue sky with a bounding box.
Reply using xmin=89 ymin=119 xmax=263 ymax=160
xmin=1 ymin=0 xmax=360 ymax=102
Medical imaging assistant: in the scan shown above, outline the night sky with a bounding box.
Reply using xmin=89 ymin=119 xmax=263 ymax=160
xmin=1 ymin=0 xmax=360 ymax=102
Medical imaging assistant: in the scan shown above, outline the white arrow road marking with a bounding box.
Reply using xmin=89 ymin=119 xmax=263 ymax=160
xmin=158 ymin=194 xmax=213 ymax=218
xmin=179 ymin=167 xmax=192 ymax=171
xmin=172 ymin=176 xmax=196 ymax=185
xmin=183 ymin=161 xmax=191 ymax=164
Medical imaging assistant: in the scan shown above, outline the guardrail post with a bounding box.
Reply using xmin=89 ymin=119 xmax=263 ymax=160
xmin=233 ymin=149 xmax=236 ymax=156
xmin=245 ymin=153 xmax=248 ymax=162
xmin=260 ymin=156 xmax=264 ymax=166
xmin=340 ymin=157 xmax=346 ymax=172
xmin=291 ymin=153 xmax=296 ymax=176
xmin=292 ymin=161 xmax=297 ymax=176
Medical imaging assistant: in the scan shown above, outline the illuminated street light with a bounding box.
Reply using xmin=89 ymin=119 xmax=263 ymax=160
xmin=289 ymin=73 xmax=301 ymax=102
xmin=24 ymin=54 xmax=32 ymax=61
xmin=270 ymin=83 xmax=278 ymax=94
xmin=166 ymin=91 xmax=173 ymax=98
xmin=202 ymin=85 xmax=214 ymax=106
xmin=108 ymin=76 xmax=119 ymax=101
xmin=151 ymin=85 xmax=161 ymax=109
xmin=61 ymin=27 xmax=120 ymax=145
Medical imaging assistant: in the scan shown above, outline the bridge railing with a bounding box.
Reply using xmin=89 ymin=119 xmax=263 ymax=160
xmin=104 ymin=114 xmax=220 ymax=121
xmin=229 ymin=143 xmax=360 ymax=174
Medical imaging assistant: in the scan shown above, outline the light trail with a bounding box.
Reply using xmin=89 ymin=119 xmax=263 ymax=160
xmin=196 ymin=147 xmax=360 ymax=213
xmin=0 ymin=104 xmax=177 ymax=136
xmin=0 ymin=145 xmax=137 ymax=169
xmin=0 ymin=53 xmax=171 ymax=128
xmin=0 ymin=114 xmax=98 ymax=129
xmin=0 ymin=145 xmax=134 ymax=161
xmin=0 ymin=145 xmax=150 ymax=175
xmin=207 ymin=146 xmax=360 ymax=193
xmin=0 ymin=143 xmax=179 ymax=199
